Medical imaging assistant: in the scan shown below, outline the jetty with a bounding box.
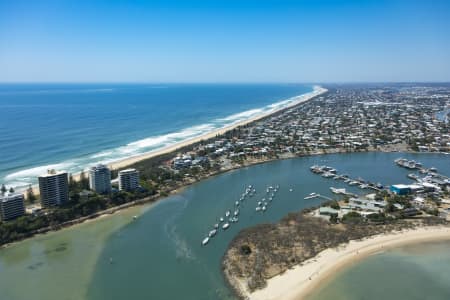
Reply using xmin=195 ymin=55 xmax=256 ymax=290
xmin=310 ymin=165 xmax=384 ymax=192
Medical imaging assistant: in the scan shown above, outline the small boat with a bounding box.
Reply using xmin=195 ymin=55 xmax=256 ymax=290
xmin=219 ymin=217 xmax=224 ymax=222
xmin=429 ymin=167 xmax=437 ymax=172
xmin=304 ymin=193 xmax=318 ymax=200
xmin=359 ymin=184 xmax=369 ymax=189
xmin=349 ymin=181 xmax=359 ymax=185
xmin=407 ymin=173 xmax=419 ymax=180
xmin=255 ymin=207 xmax=261 ymax=211
xmin=235 ymin=201 xmax=240 ymax=206
xmin=289 ymin=188 xmax=293 ymax=192
xmin=214 ymin=223 xmax=219 ymax=229
xmin=234 ymin=209 xmax=239 ymax=216
xmin=262 ymin=206 xmax=266 ymax=212
xmin=257 ymin=201 xmax=262 ymax=206
xmin=330 ymin=187 xmax=346 ymax=194
xmin=109 ymin=257 xmax=113 ymax=264
xmin=322 ymin=172 xmax=334 ymax=178
xmin=222 ymin=223 xmax=230 ymax=230
xmin=202 ymin=237 xmax=210 ymax=246
xmin=225 ymin=210 xmax=231 ymax=217
xmin=208 ymin=229 xmax=217 ymax=238
xmin=133 ymin=215 xmax=138 ymax=220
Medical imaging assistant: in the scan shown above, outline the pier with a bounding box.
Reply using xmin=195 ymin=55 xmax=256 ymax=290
xmin=394 ymin=158 xmax=450 ymax=185
xmin=309 ymin=165 xmax=384 ymax=192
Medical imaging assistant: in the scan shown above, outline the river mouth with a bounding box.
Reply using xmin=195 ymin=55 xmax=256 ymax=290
xmin=0 ymin=152 xmax=448 ymax=300
xmin=307 ymin=239 xmax=450 ymax=300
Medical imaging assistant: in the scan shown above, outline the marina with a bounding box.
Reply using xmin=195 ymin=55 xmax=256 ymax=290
xmin=395 ymin=158 xmax=450 ymax=186
xmin=310 ymin=165 xmax=384 ymax=192
xmin=0 ymin=153 xmax=448 ymax=300
xmin=200 ymin=184 xmax=282 ymax=246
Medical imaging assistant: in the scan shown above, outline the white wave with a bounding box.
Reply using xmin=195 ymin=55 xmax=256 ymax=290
xmin=217 ymin=108 xmax=264 ymax=122
xmin=5 ymin=162 xmax=75 ymax=181
xmin=90 ymin=151 xmax=114 ymax=159
xmin=127 ymin=124 xmax=216 ymax=150
xmin=3 ymin=87 xmax=318 ymax=191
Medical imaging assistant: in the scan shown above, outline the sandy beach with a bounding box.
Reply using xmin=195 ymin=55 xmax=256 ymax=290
xmin=246 ymin=226 xmax=450 ymax=300
xmin=24 ymin=86 xmax=326 ymax=196
xmin=108 ymin=85 xmax=327 ymax=170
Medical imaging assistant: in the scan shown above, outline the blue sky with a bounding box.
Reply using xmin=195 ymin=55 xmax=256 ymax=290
xmin=1 ymin=0 xmax=449 ymax=82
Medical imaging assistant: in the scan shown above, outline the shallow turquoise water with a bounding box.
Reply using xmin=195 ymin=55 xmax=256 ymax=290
xmin=308 ymin=240 xmax=450 ymax=300
xmin=0 ymin=152 xmax=448 ymax=300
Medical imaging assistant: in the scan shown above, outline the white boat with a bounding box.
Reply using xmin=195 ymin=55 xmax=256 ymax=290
xmin=235 ymin=201 xmax=239 ymax=206
xmin=257 ymin=201 xmax=262 ymax=206
xmin=255 ymin=207 xmax=261 ymax=211
xmin=304 ymin=193 xmax=318 ymax=200
xmin=219 ymin=217 xmax=224 ymax=222
xmin=214 ymin=223 xmax=219 ymax=229
xmin=202 ymin=237 xmax=210 ymax=246
xmin=349 ymin=181 xmax=359 ymax=185
xmin=330 ymin=187 xmax=346 ymax=194
xmin=133 ymin=215 xmax=138 ymax=220
xmin=234 ymin=209 xmax=239 ymax=216
xmin=262 ymin=206 xmax=266 ymax=212
xmin=222 ymin=223 xmax=230 ymax=230
xmin=208 ymin=229 xmax=217 ymax=238
xmin=289 ymin=188 xmax=293 ymax=192
xmin=225 ymin=210 xmax=231 ymax=217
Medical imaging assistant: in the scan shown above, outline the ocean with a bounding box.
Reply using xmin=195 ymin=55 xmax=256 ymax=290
xmin=0 ymin=83 xmax=312 ymax=189
xmin=0 ymin=152 xmax=448 ymax=300
xmin=307 ymin=240 xmax=450 ymax=300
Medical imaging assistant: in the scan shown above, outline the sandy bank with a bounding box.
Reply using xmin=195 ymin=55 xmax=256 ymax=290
xmin=246 ymin=226 xmax=450 ymax=300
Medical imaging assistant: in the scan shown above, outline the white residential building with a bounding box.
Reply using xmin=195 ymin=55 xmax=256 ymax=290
xmin=0 ymin=193 xmax=25 ymax=221
xmin=89 ymin=164 xmax=111 ymax=194
xmin=38 ymin=169 xmax=69 ymax=207
xmin=118 ymin=168 xmax=139 ymax=191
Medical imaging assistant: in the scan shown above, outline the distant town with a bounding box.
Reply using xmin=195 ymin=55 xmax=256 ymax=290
xmin=1 ymin=84 xmax=449 ymax=246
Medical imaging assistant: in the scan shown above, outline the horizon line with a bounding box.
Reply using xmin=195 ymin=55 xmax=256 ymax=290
xmin=1 ymin=81 xmax=450 ymax=85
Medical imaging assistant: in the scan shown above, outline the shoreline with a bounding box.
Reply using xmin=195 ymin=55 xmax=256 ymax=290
xmin=245 ymin=226 xmax=450 ymax=300
xmin=108 ymin=86 xmax=327 ymax=170
xmin=21 ymin=85 xmax=327 ymax=195
xmin=5 ymin=147 xmax=445 ymax=249
xmin=1 ymin=86 xmax=327 ymax=248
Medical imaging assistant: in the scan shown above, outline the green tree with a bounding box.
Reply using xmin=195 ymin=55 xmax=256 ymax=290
xmin=9 ymin=187 xmax=14 ymax=193
xmin=26 ymin=185 xmax=37 ymax=203
xmin=1 ymin=184 xmax=6 ymax=195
